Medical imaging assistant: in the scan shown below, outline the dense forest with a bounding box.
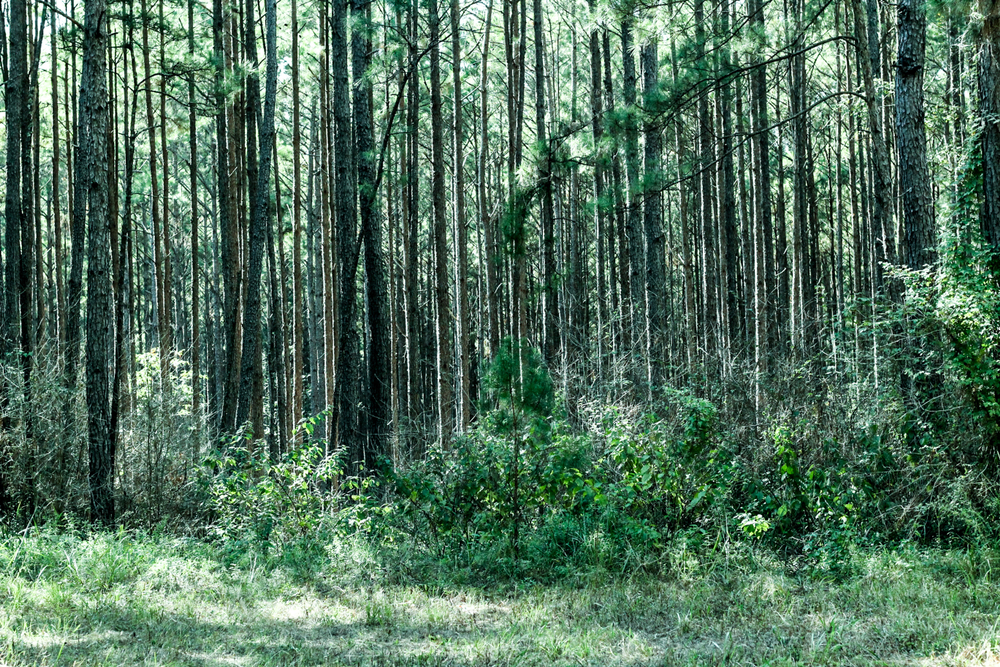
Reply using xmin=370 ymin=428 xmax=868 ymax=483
xmin=5 ymin=0 xmax=1000 ymax=662
xmin=1 ymin=0 xmax=1000 ymax=567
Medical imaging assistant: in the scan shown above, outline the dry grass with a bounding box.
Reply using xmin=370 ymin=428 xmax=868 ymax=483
xmin=3 ymin=531 xmax=1000 ymax=665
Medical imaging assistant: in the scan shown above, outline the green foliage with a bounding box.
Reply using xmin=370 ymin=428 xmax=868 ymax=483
xmin=935 ymin=140 xmax=1000 ymax=454
xmin=601 ymin=391 xmax=724 ymax=533
xmin=393 ymin=370 xmax=734 ymax=577
xmin=204 ymin=434 xmax=340 ymax=570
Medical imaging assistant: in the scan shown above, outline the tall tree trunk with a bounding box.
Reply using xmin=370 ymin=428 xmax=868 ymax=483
xmin=405 ymin=2 xmax=420 ymax=441
xmin=719 ymin=0 xmax=739 ymax=354
xmin=588 ymin=0 xmax=607 ymax=372
xmin=214 ymin=0 xmax=240 ymax=434
xmin=331 ymin=0 xmax=361 ymax=457
xmin=749 ymin=0 xmax=774 ymax=400
xmin=291 ymin=0 xmax=305 ymax=440
xmin=622 ymin=20 xmax=644 ymax=381
xmin=607 ymin=31 xmax=630 ymax=360
xmin=672 ymin=39 xmax=697 ymax=372
xmin=236 ymin=0 xmax=275 ymax=439
xmin=480 ymin=0 xmax=498 ymax=357
xmin=4 ymin=0 xmax=25 ymax=393
xmin=141 ymin=0 xmax=167 ymax=379
xmin=850 ymin=0 xmax=895 ymax=287
xmin=533 ymin=0 xmax=557 ymax=365
xmin=189 ymin=0 xmax=201 ymax=445
xmin=430 ymin=0 xmax=454 ymax=445
xmin=356 ymin=0 xmax=391 ymax=468
xmin=896 ymin=0 xmax=934 ymax=269
xmin=642 ymin=41 xmax=665 ymax=389
xmin=982 ymin=0 xmax=1000 ymax=278
xmin=159 ymin=0 xmax=173 ymax=367
xmin=52 ymin=21 xmax=64 ymax=350
xmin=695 ymin=0 xmax=717 ymax=364
xmin=267 ymin=150 xmax=288 ymax=458
xmin=80 ymin=0 xmax=113 ymax=525
xmin=453 ymin=0 xmax=470 ymax=431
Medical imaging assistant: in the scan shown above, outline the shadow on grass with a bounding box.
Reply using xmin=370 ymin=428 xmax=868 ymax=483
xmin=3 ymin=589 xmax=649 ymax=667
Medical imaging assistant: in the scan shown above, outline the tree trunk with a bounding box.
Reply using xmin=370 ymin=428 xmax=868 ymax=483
xmin=982 ymin=0 xmax=1000 ymax=277
xmin=430 ymin=0 xmax=454 ymax=445
xmin=896 ymin=0 xmax=934 ymax=269
xmin=589 ymin=1 xmax=607 ymax=371
xmin=236 ymin=0 xmax=276 ymax=440
xmin=189 ymin=0 xmax=201 ymax=446
xmin=356 ymin=0 xmax=392 ymax=468
xmin=80 ymin=0 xmax=113 ymax=525
xmin=695 ymin=0 xmax=717 ymax=364
xmin=480 ymin=0 xmax=498 ymax=357
xmin=719 ymin=0 xmax=739 ymax=354
xmin=533 ymin=0 xmax=557 ymax=366
xmin=291 ymin=0 xmax=305 ymax=440
xmin=642 ymin=41 xmax=665 ymax=389
xmin=453 ymin=0 xmax=471 ymax=431
xmin=405 ymin=2 xmax=420 ymax=442
xmin=850 ymin=0 xmax=895 ymax=288
xmin=605 ymin=31 xmax=630 ymax=360
xmin=4 ymin=0 xmax=25 ymax=391
xmin=331 ymin=0 xmax=361 ymax=457
xmin=622 ymin=20 xmax=644 ymax=381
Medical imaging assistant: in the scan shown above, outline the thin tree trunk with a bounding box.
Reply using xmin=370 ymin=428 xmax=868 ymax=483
xmin=850 ymin=0 xmax=895 ymax=288
xmin=430 ymin=0 xmax=454 ymax=445
xmin=533 ymin=0 xmax=557 ymax=365
xmin=480 ymin=0 xmax=498 ymax=357
xmin=622 ymin=20 xmax=644 ymax=380
xmin=453 ymin=0 xmax=470 ymax=431
xmin=982 ymin=0 xmax=1000 ymax=278
xmin=719 ymin=0 xmax=739 ymax=355
xmin=695 ymin=0 xmax=717 ymax=365
xmin=189 ymin=0 xmax=201 ymax=446
xmin=291 ymin=0 xmax=304 ymax=441
xmin=642 ymin=41 xmax=665 ymax=389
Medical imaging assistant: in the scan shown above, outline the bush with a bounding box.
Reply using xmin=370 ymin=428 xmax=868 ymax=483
xmin=204 ymin=431 xmax=340 ymax=569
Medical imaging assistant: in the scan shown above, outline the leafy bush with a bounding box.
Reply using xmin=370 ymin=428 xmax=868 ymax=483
xmin=204 ymin=432 xmax=340 ymax=569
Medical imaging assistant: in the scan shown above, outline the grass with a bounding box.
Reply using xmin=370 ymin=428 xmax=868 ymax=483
xmin=3 ymin=529 xmax=1000 ymax=665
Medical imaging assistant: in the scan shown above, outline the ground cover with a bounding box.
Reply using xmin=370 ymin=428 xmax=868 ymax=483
xmin=2 ymin=531 xmax=1000 ymax=666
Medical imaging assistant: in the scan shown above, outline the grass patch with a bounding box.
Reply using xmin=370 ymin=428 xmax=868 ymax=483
xmin=2 ymin=530 xmax=1000 ymax=665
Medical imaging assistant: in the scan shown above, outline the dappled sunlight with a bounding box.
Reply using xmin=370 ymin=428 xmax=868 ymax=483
xmin=5 ymin=532 xmax=1000 ymax=665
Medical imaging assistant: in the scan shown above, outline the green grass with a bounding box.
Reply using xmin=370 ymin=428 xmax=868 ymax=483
xmin=3 ymin=530 xmax=1000 ymax=666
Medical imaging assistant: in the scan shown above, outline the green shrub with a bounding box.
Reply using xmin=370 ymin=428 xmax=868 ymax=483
xmin=203 ymin=432 xmax=340 ymax=567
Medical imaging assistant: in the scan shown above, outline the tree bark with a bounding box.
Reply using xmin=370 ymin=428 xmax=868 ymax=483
xmin=533 ymin=0 xmax=557 ymax=365
xmin=642 ymin=41 xmax=665 ymax=389
xmin=896 ymin=0 xmax=934 ymax=270
xmin=622 ymin=20 xmax=644 ymax=379
xmin=430 ymin=0 xmax=454 ymax=445
xmin=982 ymin=0 xmax=1000 ymax=277
xmin=236 ymin=0 xmax=276 ymax=440
xmin=453 ymin=0 xmax=471 ymax=431
xmin=356 ymin=0 xmax=392 ymax=468
xmin=79 ymin=0 xmax=113 ymax=525
xmin=291 ymin=0 xmax=305 ymax=440
xmin=189 ymin=0 xmax=201 ymax=447
xmin=331 ymin=0 xmax=361 ymax=457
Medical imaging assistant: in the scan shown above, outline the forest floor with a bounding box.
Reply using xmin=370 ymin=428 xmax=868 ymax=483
xmin=2 ymin=532 xmax=1000 ymax=666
